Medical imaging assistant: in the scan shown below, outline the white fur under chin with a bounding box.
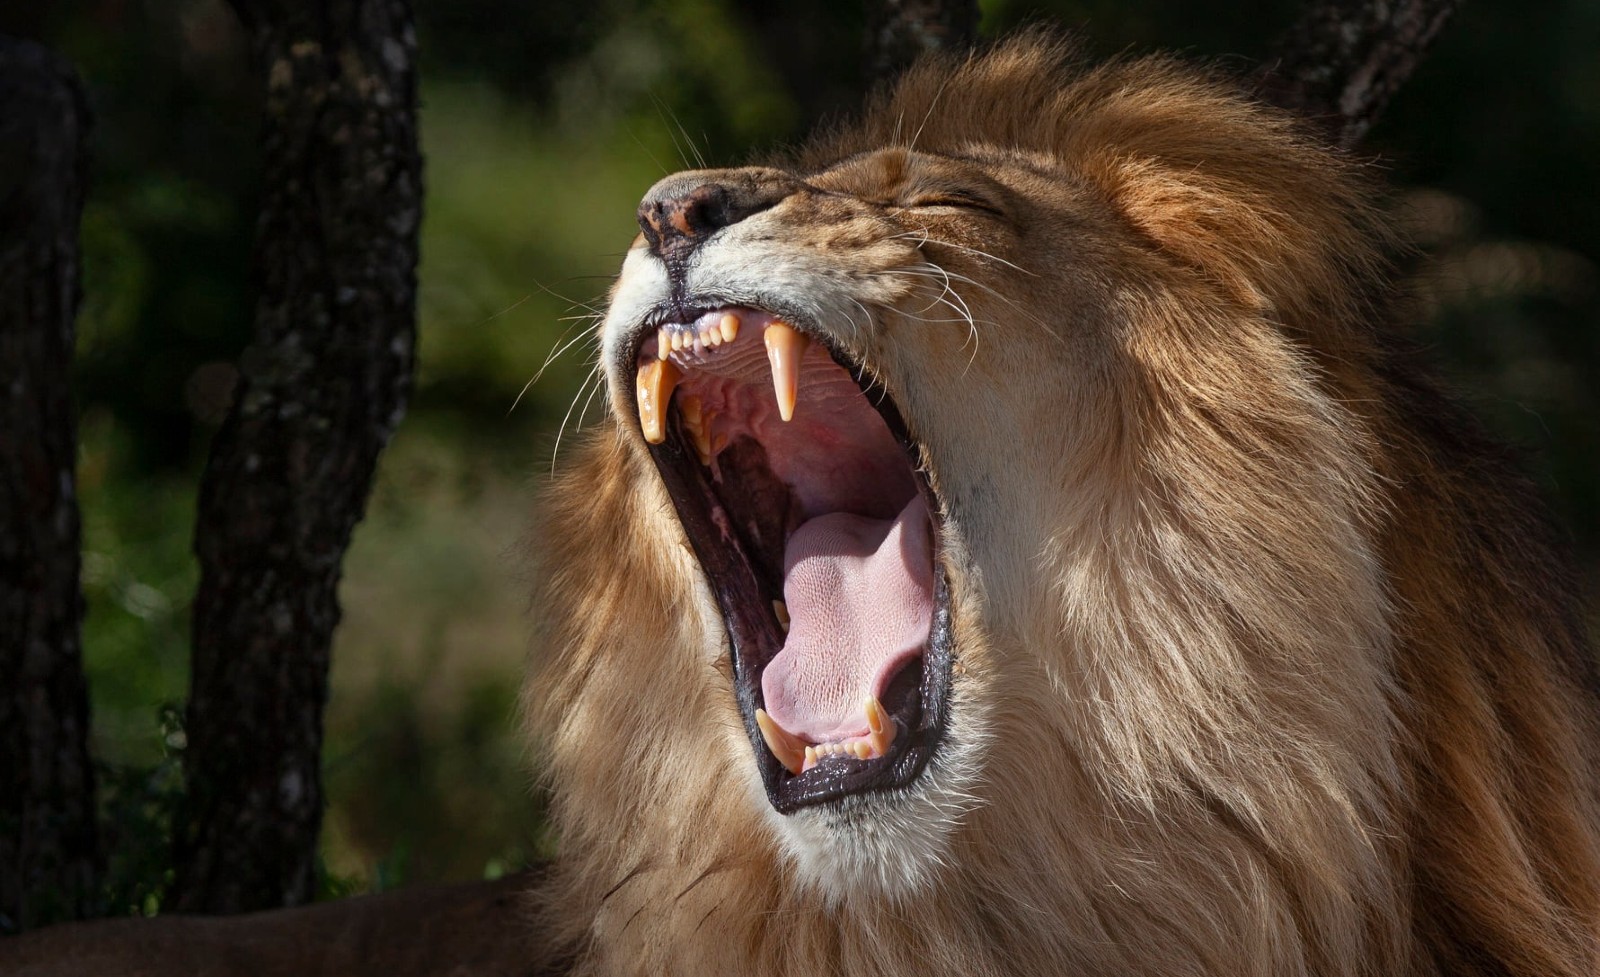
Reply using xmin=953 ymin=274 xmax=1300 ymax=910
xmin=752 ymin=705 xmax=990 ymax=906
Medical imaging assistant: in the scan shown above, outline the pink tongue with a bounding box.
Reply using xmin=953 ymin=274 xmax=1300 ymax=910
xmin=761 ymin=495 xmax=933 ymax=742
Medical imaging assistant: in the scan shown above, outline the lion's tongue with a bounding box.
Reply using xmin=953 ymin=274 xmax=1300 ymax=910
xmin=761 ymin=495 xmax=933 ymax=743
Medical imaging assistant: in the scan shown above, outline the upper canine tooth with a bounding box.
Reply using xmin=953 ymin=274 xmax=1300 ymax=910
xmin=635 ymin=358 xmax=681 ymax=444
xmin=772 ymin=599 xmax=790 ymax=632
xmin=755 ymin=708 xmax=807 ymax=775
xmin=718 ymin=313 xmax=740 ymax=344
xmin=763 ymin=320 xmax=808 ymax=422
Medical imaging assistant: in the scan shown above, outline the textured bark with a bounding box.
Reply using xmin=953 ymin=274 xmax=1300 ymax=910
xmin=1258 ymin=0 xmax=1461 ymax=147
xmin=0 ymin=37 xmax=98 ymax=934
xmin=170 ymin=0 xmax=420 ymax=913
xmin=864 ymin=0 xmax=980 ymax=84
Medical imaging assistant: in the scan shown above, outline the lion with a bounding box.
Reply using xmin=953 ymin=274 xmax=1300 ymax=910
xmin=523 ymin=33 xmax=1600 ymax=977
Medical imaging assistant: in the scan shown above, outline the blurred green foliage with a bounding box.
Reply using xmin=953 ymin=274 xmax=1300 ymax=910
xmin=2 ymin=0 xmax=1595 ymax=911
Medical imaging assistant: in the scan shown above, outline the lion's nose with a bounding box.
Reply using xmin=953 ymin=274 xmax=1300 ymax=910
xmin=636 ymin=171 xmax=793 ymax=265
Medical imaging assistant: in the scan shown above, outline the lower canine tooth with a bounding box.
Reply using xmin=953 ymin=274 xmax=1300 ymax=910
xmin=636 ymin=359 xmax=681 ymax=444
xmin=678 ymin=396 xmax=714 ymax=465
xmin=693 ymin=416 xmax=715 ymax=464
xmin=763 ymin=320 xmax=808 ymax=422
xmin=772 ymin=599 xmax=790 ymax=632
xmin=755 ymin=708 xmax=807 ymax=775
xmin=864 ymin=695 xmax=896 ymax=757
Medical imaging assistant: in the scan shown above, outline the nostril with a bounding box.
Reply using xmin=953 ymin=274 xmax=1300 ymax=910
xmin=682 ymin=184 xmax=734 ymax=234
xmin=636 ymin=170 xmax=795 ymax=262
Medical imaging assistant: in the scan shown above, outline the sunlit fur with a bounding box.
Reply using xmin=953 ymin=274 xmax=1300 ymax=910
xmin=523 ymin=33 xmax=1600 ymax=976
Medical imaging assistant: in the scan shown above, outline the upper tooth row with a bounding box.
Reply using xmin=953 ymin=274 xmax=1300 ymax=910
xmin=658 ymin=313 xmax=740 ymax=356
xmin=635 ymin=313 xmax=811 ymax=448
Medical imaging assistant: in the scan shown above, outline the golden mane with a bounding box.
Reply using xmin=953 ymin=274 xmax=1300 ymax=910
xmin=525 ymin=33 xmax=1600 ymax=976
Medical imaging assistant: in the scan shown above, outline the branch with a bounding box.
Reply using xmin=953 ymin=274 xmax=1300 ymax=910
xmin=171 ymin=0 xmax=421 ymax=913
xmin=0 ymin=35 xmax=99 ymax=933
xmin=1257 ymin=0 xmax=1462 ymax=148
xmin=864 ymin=0 xmax=980 ymax=85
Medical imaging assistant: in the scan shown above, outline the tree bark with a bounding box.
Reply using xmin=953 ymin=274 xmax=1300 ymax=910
xmin=0 ymin=37 xmax=98 ymax=933
xmin=1258 ymin=0 xmax=1461 ymax=147
xmin=864 ymin=0 xmax=980 ymax=85
xmin=170 ymin=0 xmax=421 ymax=914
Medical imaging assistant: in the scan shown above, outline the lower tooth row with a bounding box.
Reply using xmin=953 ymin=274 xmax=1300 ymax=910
xmin=805 ymin=740 xmax=874 ymax=764
xmin=754 ymin=697 xmax=898 ymax=776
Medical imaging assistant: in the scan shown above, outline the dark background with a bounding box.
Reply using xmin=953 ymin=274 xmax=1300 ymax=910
xmin=2 ymin=0 xmax=1595 ymax=909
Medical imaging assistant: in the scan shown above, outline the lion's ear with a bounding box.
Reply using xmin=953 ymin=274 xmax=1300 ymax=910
xmin=1063 ymin=65 xmax=1392 ymax=323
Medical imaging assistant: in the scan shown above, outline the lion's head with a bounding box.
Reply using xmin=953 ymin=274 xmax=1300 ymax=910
xmin=527 ymin=34 xmax=1600 ymax=977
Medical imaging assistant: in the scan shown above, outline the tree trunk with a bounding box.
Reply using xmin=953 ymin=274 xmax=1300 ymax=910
xmin=864 ymin=0 xmax=980 ymax=85
xmin=1258 ymin=0 xmax=1462 ymax=147
xmin=170 ymin=0 xmax=421 ymax=914
xmin=0 ymin=37 xmax=98 ymax=933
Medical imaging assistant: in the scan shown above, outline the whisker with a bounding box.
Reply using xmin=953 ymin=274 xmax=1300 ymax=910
xmin=551 ymin=365 xmax=605 ymax=474
xmin=661 ymin=99 xmax=709 ymax=170
xmin=482 ymin=293 xmax=534 ymax=322
xmin=907 ymin=70 xmax=957 ymax=154
xmin=890 ymin=231 xmax=1041 ymax=277
xmin=574 ymin=362 xmax=608 ymax=430
xmin=531 ymin=279 xmax=606 ymax=314
xmin=539 ymin=322 xmax=602 ymax=381
xmin=651 ymin=95 xmax=694 ymax=170
xmin=625 ymin=121 xmax=672 ymax=177
xmin=876 ymin=262 xmax=986 ymax=373
xmin=510 ymin=305 xmax=604 ymax=418
xmin=894 ymin=261 xmax=1062 ymax=343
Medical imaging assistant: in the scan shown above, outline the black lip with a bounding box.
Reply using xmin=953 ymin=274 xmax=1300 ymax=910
xmin=630 ymin=307 xmax=954 ymax=812
xmin=642 ymin=300 xmax=722 ymax=331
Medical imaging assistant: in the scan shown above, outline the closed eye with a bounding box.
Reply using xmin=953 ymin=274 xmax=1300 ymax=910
xmin=901 ymin=191 xmax=1003 ymax=216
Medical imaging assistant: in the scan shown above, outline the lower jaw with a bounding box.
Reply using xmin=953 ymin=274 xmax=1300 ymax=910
xmin=762 ymin=557 xmax=955 ymax=813
xmin=757 ymin=694 xmax=981 ymax=905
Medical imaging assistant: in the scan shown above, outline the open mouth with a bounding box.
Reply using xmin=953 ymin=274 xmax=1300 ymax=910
xmin=629 ymin=304 xmax=954 ymax=813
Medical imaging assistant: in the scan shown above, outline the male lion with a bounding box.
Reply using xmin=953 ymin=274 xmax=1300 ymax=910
xmin=525 ymin=34 xmax=1600 ymax=977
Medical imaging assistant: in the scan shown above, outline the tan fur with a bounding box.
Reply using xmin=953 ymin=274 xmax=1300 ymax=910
xmin=525 ymin=34 xmax=1600 ymax=976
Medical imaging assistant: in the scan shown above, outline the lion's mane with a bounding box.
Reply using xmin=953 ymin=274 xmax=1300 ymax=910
xmin=524 ymin=34 xmax=1600 ymax=977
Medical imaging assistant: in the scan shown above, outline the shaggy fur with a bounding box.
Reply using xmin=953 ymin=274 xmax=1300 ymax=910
xmin=523 ymin=34 xmax=1600 ymax=976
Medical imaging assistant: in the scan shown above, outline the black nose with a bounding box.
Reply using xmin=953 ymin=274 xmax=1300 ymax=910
xmin=636 ymin=171 xmax=794 ymax=265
